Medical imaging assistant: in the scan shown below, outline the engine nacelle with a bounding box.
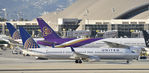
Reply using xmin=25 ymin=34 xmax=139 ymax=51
xmin=88 ymin=56 xmax=100 ymax=62
xmin=35 ymin=57 xmax=48 ymax=60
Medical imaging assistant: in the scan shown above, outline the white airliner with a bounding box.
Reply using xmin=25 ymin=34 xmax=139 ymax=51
xmin=0 ymin=35 xmax=11 ymax=50
xmin=27 ymin=47 xmax=141 ymax=64
xmin=18 ymin=27 xmax=143 ymax=64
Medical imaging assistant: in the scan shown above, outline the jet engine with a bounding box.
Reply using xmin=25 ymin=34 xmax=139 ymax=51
xmin=87 ymin=56 xmax=100 ymax=62
xmin=35 ymin=57 xmax=48 ymax=60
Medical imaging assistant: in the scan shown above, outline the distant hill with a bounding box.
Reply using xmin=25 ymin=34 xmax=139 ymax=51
xmin=0 ymin=0 xmax=75 ymax=20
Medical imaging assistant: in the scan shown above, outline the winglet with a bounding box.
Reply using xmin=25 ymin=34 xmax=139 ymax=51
xmin=6 ymin=23 xmax=20 ymax=39
xmin=51 ymin=44 xmax=55 ymax=48
xmin=142 ymin=30 xmax=149 ymax=47
xmin=19 ymin=27 xmax=40 ymax=49
xmin=70 ymin=47 xmax=75 ymax=52
xmin=36 ymin=18 xmax=61 ymax=40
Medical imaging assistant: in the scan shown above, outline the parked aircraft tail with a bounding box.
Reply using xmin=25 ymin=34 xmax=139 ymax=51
xmin=142 ymin=30 xmax=149 ymax=47
xmin=6 ymin=23 xmax=20 ymax=39
xmin=19 ymin=27 xmax=40 ymax=49
xmin=36 ymin=18 xmax=61 ymax=40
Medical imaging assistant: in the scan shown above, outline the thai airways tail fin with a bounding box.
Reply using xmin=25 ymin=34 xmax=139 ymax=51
xmin=19 ymin=27 xmax=40 ymax=49
xmin=6 ymin=23 xmax=20 ymax=39
xmin=36 ymin=18 xmax=61 ymax=40
xmin=142 ymin=30 xmax=149 ymax=47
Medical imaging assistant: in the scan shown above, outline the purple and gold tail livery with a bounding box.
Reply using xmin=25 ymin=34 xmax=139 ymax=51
xmin=36 ymin=18 xmax=103 ymax=47
xmin=36 ymin=18 xmax=61 ymax=40
xmin=19 ymin=27 xmax=40 ymax=49
xmin=6 ymin=23 xmax=20 ymax=39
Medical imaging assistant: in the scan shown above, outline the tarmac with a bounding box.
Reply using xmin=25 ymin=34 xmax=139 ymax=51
xmin=0 ymin=49 xmax=149 ymax=73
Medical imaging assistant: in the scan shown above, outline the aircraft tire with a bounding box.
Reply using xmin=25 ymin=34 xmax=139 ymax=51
xmin=75 ymin=60 xmax=79 ymax=63
xmin=79 ymin=60 xmax=82 ymax=63
xmin=26 ymin=54 xmax=30 ymax=56
xmin=126 ymin=60 xmax=129 ymax=64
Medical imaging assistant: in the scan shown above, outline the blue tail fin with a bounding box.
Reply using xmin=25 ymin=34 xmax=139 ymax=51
xmin=36 ymin=18 xmax=61 ymax=40
xmin=6 ymin=23 xmax=20 ymax=39
xmin=19 ymin=27 xmax=40 ymax=49
xmin=142 ymin=30 xmax=149 ymax=47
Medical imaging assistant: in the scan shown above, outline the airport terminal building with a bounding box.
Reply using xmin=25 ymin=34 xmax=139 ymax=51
xmin=82 ymin=19 xmax=148 ymax=38
xmin=38 ymin=0 xmax=149 ymax=38
xmin=0 ymin=18 xmax=148 ymax=38
xmin=57 ymin=19 xmax=149 ymax=38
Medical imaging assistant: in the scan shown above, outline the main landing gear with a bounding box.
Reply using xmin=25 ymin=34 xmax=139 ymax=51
xmin=75 ymin=60 xmax=82 ymax=64
xmin=126 ymin=60 xmax=129 ymax=64
xmin=126 ymin=60 xmax=132 ymax=64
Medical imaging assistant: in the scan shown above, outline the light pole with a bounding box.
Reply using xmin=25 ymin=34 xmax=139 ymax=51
xmin=2 ymin=8 xmax=7 ymax=21
xmin=2 ymin=8 xmax=7 ymax=35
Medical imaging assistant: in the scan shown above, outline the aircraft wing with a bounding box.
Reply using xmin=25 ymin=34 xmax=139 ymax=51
xmin=103 ymin=41 xmax=130 ymax=49
xmin=71 ymin=52 xmax=89 ymax=59
xmin=70 ymin=47 xmax=100 ymax=62
xmin=8 ymin=38 xmax=20 ymax=44
xmin=7 ymin=39 xmax=23 ymax=47
xmin=71 ymin=52 xmax=100 ymax=62
xmin=10 ymin=43 xmax=23 ymax=47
